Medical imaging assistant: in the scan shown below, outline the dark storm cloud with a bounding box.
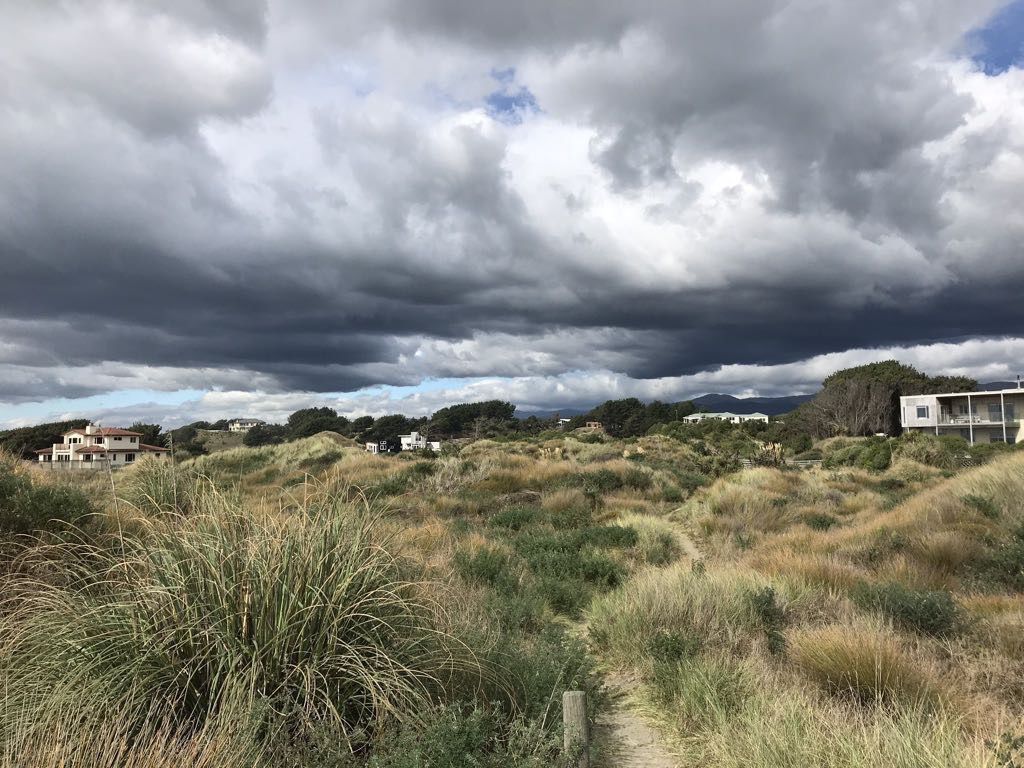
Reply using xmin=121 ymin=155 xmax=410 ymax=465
xmin=1 ymin=0 xmax=1024 ymax=404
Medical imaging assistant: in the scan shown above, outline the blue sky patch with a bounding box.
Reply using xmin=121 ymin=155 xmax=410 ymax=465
xmin=970 ymin=0 xmax=1024 ymax=74
xmin=486 ymin=66 xmax=539 ymax=123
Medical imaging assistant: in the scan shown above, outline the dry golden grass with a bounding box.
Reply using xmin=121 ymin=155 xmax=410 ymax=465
xmin=789 ymin=621 xmax=947 ymax=708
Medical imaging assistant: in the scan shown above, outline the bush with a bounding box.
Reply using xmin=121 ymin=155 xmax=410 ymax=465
xmin=804 ymin=513 xmax=838 ymax=531
xmin=0 ymin=462 xmax=94 ymax=536
xmin=977 ymin=524 xmax=1024 ymax=591
xmin=455 ymin=546 xmax=521 ymax=594
xmin=488 ymin=506 xmax=541 ymax=531
xmin=850 ymin=582 xmax=959 ymax=637
xmin=747 ymin=586 xmax=786 ymax=654
xmin=962 ymin=494 xmax=999 ymax=519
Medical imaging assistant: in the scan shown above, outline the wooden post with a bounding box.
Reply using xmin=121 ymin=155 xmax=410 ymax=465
xmin=563 ymin=690 xmax=590 ymax=768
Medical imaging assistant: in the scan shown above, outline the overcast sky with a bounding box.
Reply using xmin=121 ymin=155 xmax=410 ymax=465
xmin=2 ymin=0 xmax=1024 ymax=428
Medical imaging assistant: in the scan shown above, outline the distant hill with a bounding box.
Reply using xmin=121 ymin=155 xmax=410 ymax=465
xmin=689 ymin=393 xmax=815 ymax=416
xmin=979 ymin=381 xmax=1023 ymax=391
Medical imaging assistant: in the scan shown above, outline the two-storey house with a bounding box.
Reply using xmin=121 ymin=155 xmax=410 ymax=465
xmin=900 ymin=387 xmax=1024 ymax=445
xmin=35 ymin=424 xmax=169 ymax=468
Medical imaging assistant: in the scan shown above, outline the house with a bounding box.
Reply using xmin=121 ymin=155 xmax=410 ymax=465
xmin=398 ymin=431 xmax=441 ymax=451
xmin=900 ymin=386 xmax=1024 ymax=445
xmin=35 ymin=424 xmax=169 ymax=469
xmin=585 ymin=421 xmax=603 ymax=430
xmin=365 ymin=440 xmax=392 ymax=454
xmin=228 ymin=418 xmax=265 ymax=433
xmin=557 ymin=418 xmax=572 ymax=429
xmin=682 ymin=412 xmax=770 ymax=425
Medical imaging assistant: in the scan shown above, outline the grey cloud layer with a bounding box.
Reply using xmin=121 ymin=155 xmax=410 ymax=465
xmin=1 ymin=0 xmax=1023 ymax=403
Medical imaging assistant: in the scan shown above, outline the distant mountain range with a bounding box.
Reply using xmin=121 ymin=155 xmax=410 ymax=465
xmin=688 ymin=393 xmax=815 ymax=415
xmin=515 ymin=392 xmax=815 ymax=420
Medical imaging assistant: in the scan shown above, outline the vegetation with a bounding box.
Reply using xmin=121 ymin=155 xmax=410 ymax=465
xmin=0 ymin=419 xmax=89 ymax=459
xmin=3 ymin=360 xmax=1022 ymax=766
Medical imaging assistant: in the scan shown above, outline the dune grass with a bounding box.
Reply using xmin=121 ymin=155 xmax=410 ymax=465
xmin=0 ymin=494 xmax=486 ymax=758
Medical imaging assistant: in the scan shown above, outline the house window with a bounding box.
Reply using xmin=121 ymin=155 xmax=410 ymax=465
xmin=1006 ymin=404 xmax=1016 ymax=421
xmin=83 ymin=455 xmax=93 ymax=462
xmin=124 ymin=453 xmax=136 ymax=463
xmin=916 ymin=406 xmax=929 ymax=419
xmin=94 ymin=437 xmax=103 ymax=444
xmin=114 ymin=437 xmax=122 ymax=441
xmin=130 ymin=437 xmax=137 ymax=443
xmin=988 ymin=404 xmax=1002 ymax=421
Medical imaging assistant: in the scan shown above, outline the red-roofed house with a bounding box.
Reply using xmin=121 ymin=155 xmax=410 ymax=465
xmin=35 ymin=424 xmax=169 ymax=469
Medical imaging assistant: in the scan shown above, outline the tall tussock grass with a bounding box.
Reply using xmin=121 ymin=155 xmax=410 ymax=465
xmin=0 ymin=497 xmax=488 ymax=758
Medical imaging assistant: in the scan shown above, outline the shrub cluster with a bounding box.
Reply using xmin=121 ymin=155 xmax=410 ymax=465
xmin=850 ymin=582 xmax=960 ymax=637
xmin=0 ymin=459 xmax=94 ymax=537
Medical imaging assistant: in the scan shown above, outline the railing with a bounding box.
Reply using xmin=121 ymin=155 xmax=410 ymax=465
xmin=937 ymin=416 xmax=1015 ymax=426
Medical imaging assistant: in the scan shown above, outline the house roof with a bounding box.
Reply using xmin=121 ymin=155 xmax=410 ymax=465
xmin=65 ymin=427 xmax=142 ymax=436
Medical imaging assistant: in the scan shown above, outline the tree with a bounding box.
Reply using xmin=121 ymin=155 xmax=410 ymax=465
xmin=428 ymin=401 xmax=516 ymax=438
xmin=350 ymin=416 xmax=375 ymax=436
xmin=806 ymin=361 xmax=978 ymax=438
xmin=362 ymin=415 xmax=419 ymax=448
xmin=243 ymin=424 xmax=286 ymax=447
xmin=129 ymin=423 xmax=165 ymax=447
xmin=285 ymin=407 xmax=349 ymax=440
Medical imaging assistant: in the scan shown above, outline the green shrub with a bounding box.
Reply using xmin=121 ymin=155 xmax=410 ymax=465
xmin=546 ymin=504 xmax=592 ymax=530
xmin=855 ymin=527 xmax=910 ymax=566
xmin=747 ymin=586 xmax=786 ymax=654
xmin=573 ymin=525 xmax=638 ymax=549
xmin=534 ymin=577 xmax=591 ymax=617
xmin=363 ymin=703 xmax=564 ymax=768
xmin=489 ymin=506 xmax=541 ymax=531
xmin=851 ymin=582 xmax=959 ymax=637
xmin=977 ymin=525 xmax=1024 ymax=590
xmin=0 ymin=465 xmax=94 ymax=536
xmin=962 ymin=494 xmax=999 ymax=519
xmin=455 ymin=547 xmax=521 ymax=594
xmin=647 ymin=629 xmax=701 ymax=662
xmin=804 ymin=513 xmax=838 ymax=531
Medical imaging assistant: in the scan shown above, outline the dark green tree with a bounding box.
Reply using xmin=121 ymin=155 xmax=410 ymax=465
xmin=129 ymin=423 xmax=165 ymax=447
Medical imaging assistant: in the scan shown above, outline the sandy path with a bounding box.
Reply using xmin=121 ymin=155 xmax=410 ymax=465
xmin=593 ymin=670 xmax=679 ymax=767
xmin=588 ymin=526 xmax=700 ymax=768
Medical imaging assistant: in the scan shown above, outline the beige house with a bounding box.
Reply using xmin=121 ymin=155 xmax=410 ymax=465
xmin=900 ymin=387 xmax=1024 ymax=445
xmin=228 ymin=418 xmax=265 ymax=433
xmin=35 ymin=424 xmax=169 ymax=469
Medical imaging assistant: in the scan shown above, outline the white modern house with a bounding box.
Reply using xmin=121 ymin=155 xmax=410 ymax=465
xmin=683 ymin=412 xmax=770 ymax=425
xmin=398 ymin=431 xmax=441 ymax=451
xmin=900 ymin=386 xmax=1024 ymax=445
xmin=35 ymin=424 xmax=169 ymax=469
xmin=228 ymin=418 xmax=265 ymax=433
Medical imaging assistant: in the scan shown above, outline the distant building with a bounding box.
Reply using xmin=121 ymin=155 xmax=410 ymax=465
xmin=557 ymin=418 xmax=572 ymax=429
xmin=35 ymin=424 xmax=169 ymax=469
xmin=399 ymin=431 xmax=441 ymax=451
xmin=228 ymin=418 xmax=266 ymax=433
xmin=585 ymin=421 xmax=603 ymax=430
xmin=682 ymin=412 xmax=770 ymax=425
xmin=901 ymin=386 xmax=1024 ymax=445
xmin=365 ymin=440 xmax=390 ymax=454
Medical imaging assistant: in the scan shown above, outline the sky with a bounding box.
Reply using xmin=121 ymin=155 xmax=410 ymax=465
xmin=1 ymin=0 xmax=1024 ymax=429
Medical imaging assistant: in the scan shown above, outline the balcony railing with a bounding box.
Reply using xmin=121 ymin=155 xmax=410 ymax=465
xmin=938 ymin=415 xmax=1018 ymax=426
